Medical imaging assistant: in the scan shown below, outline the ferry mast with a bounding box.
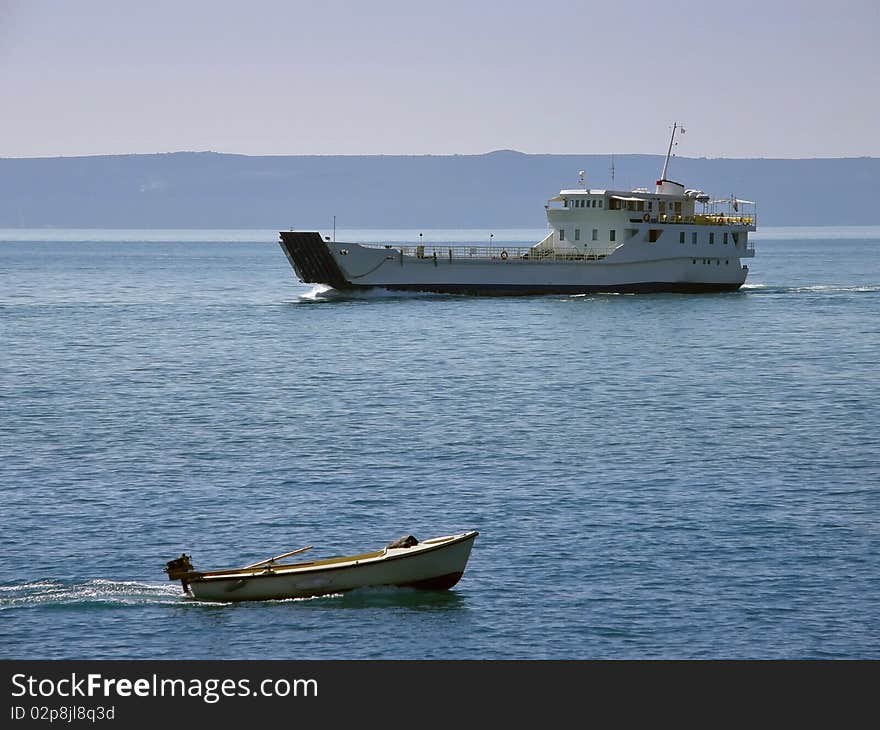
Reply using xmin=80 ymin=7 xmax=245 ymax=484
xmin=659 ymin=122 xmax=685 ymax=182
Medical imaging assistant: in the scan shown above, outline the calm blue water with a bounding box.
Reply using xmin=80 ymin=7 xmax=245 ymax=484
xmin=1 ymin=227 xmax=878 ymax=659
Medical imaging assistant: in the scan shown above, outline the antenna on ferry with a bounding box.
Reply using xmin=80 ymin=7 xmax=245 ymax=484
xmin=660 ymin=122 xmax=685 ymax=182
xmin=610 ymin=154 xmax=615 ymax=185
xmin=578 ymin=170 xmax=585 ymax=188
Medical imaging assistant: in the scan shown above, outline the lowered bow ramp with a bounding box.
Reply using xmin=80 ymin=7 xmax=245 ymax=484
xmin=279 ymin=231 xmax=353 ymax=290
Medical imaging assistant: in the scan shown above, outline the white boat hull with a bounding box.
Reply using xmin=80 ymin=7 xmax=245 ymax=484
xmin=183 ymin=531 xmax=478 ymax=602
xmin=279 ymin=231 xmax=753 ymax=295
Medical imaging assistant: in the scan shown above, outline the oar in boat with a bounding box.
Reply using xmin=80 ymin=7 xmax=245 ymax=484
xmin=241 ymin=546 xmax=313 ymax=570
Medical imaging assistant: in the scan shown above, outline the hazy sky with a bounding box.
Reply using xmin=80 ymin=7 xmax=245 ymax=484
xmin=3 ymin=0 xmax=878 ymax=158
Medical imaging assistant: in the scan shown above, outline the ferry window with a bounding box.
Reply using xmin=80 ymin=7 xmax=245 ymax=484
xmin=559 ymin=229 xmax=565 ymax=241
xmin=648 ymin=202 xmax=653 ymax=211
xmin=575 ymin=228 xmax=581 ymax=241
xmin=709 ymin=232 xmax=715 ymax=244
xmin=592 ymin=229 xmax=598 ymax=241
xmin=692 ymin=232 xmax=697 ymax=245
xmin=723 ymin=232 xmax=728 ymax=244
xmin=609 ymin=229 xmax=616 ymax=242
xmin=679 ymin=232 xmax=685 ymax=244
xmin=599 ymin=200 xmax=603 ymax=208
xmin=732 ymin=233 xmax=740 ymax=245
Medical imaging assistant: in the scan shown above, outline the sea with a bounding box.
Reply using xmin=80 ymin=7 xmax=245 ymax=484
xmin=1 ymin=226 xmax=878 ymax=660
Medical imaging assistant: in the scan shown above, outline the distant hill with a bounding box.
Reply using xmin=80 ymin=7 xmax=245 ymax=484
xmin=1 ymin=151 xmax=876 ymax=228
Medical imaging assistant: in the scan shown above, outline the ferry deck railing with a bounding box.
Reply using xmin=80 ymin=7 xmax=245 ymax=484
xmin=551 ymin=203 xmax=757 ymax=227
xmin=361 ymin=243 xmax=623 ymax=262
xmin=631 ymin=214 xmax=756 ymax=226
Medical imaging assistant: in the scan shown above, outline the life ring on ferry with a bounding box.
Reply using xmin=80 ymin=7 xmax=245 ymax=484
xmin=642 ymin=213 xmax=650 ymax=223
xmin=500 ymin=250 xmax=509 ymax=260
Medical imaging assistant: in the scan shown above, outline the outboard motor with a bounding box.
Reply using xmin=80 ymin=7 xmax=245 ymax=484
xmin=164 ymin=553 xmax=194 ymax=580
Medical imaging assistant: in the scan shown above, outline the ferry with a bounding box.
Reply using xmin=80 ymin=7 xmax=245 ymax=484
xmin=278 ymin=124 xmax=756 ymax=295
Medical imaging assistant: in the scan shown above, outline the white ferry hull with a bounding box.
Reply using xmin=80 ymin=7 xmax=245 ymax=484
xmin=279 ymin=231 xmax=752 ymax=295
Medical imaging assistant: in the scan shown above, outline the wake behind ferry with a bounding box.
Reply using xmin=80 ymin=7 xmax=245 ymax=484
xmin=279 ymin=124 xmax=756 ymax=295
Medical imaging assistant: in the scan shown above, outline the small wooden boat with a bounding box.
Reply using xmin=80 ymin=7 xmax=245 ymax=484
xmin=164 ymin=530 xmax=478 ymax=602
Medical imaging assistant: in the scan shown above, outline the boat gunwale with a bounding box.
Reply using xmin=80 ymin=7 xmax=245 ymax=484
xmin=185 ymin=531 xmax=478 ymax=584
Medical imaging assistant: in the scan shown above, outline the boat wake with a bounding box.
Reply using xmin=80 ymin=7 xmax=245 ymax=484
xmin=0 ymin=580 xmax=466 ymax=610
xmin=297 ymin=284 xmax=336 ymax=301
xmin=0 ymin=579 xmax=188 ymax=610
xmin=742 ymin=284 xmax=880 ymax=295
xmin=297 ymin=285 xmax=451 ymax=302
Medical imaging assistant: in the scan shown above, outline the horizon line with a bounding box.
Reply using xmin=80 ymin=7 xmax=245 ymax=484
xmin=1 ymin=150 xmax=878 ymax=162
